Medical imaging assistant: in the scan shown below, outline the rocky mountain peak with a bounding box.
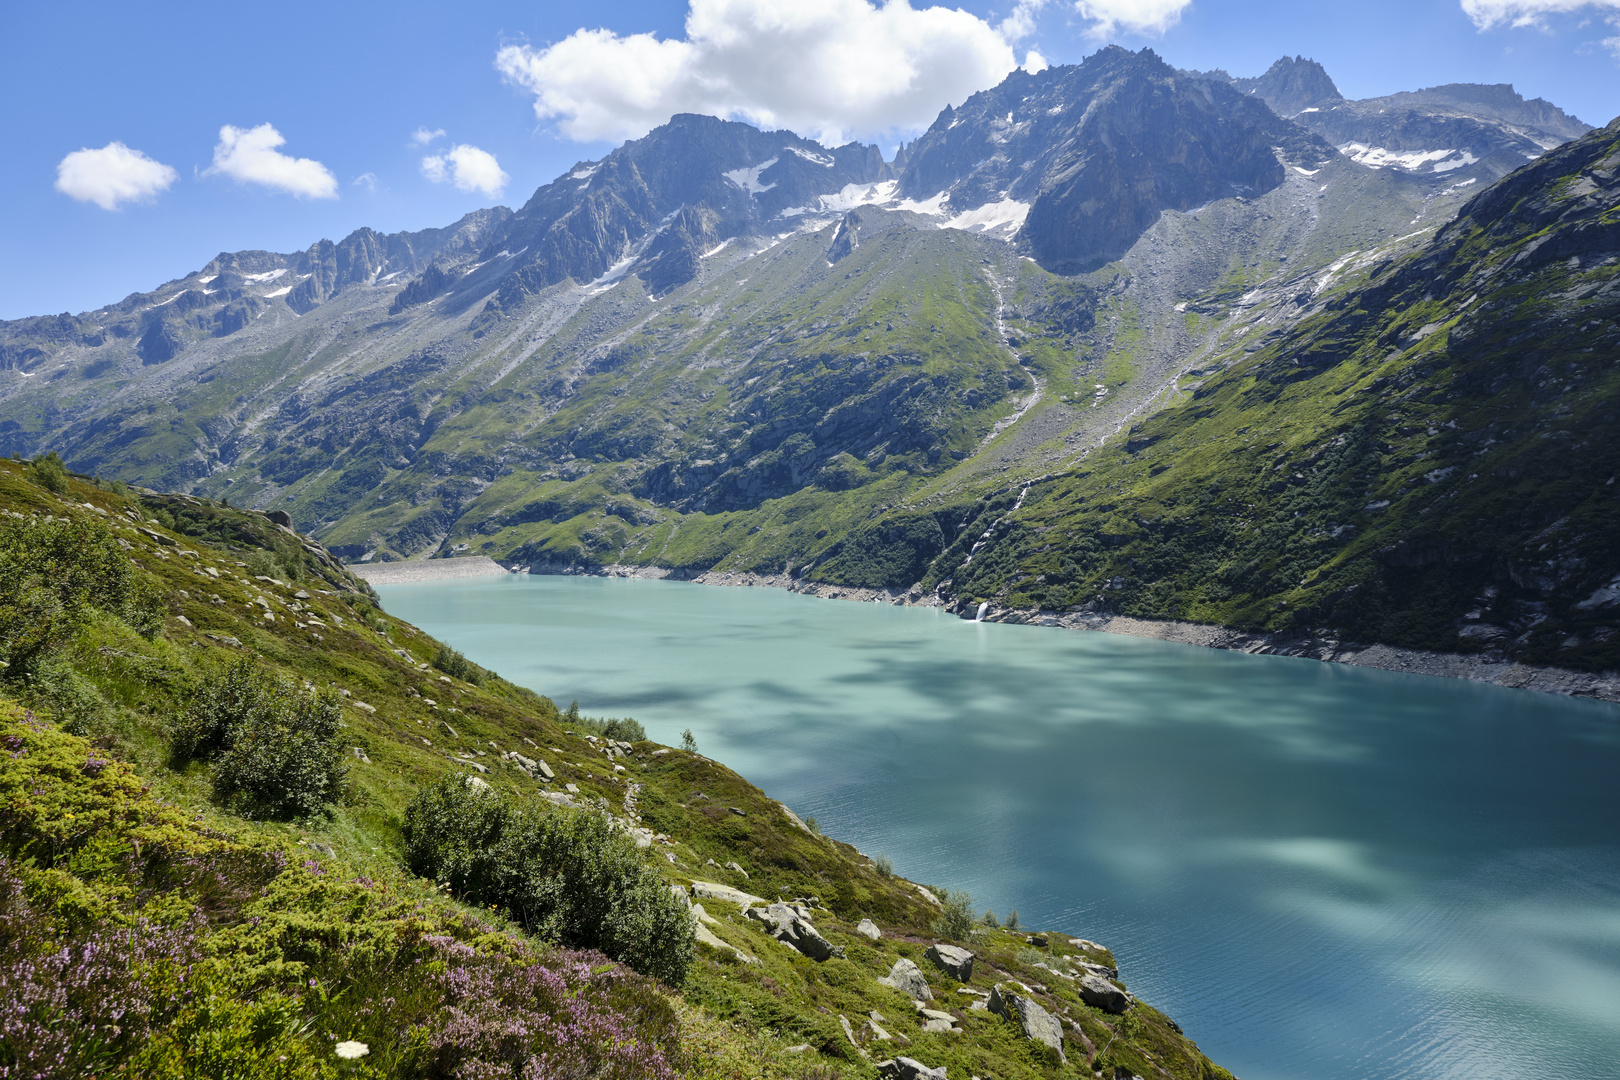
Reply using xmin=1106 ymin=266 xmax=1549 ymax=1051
xmin=1230 ymin=55 xmax=1343 ymax=117
xmin=896 ymin=45 xmax=1333 ymax=271
xmin=476 ymin=113 xmax=890 ymax=313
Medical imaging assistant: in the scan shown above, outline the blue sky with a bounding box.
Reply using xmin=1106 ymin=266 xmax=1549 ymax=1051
xmin=4 ymin=0 xmax=1617 ymax=320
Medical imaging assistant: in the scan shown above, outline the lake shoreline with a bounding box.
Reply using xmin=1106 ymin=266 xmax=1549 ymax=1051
xmin=503 ymin=561 xmax=1620 ymax=704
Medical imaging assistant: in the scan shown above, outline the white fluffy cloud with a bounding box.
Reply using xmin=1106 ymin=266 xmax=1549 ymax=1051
xmin=495 ymin=0 xmax=1029 ymax=144
xmin=421 ymin=144 xmax=509 ymax=197
xmin=999 ymin=0 xmax=1051 ymax=40
xmin=411 ymin=127 xmax=446 ymax=146
xmin=1073 ymin=0 xmax=1194 ymax=36
xmin=205 ymin=124 xmax=338 ymax=199
xmin=54 ymin=142 xmax=177 ymax=210
xmin=1460 ymin=0 xmax=1620 ymax=26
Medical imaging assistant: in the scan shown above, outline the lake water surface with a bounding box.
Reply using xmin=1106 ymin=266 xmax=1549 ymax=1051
xmin=377 ymin=574 xmax=1620 ymax=1080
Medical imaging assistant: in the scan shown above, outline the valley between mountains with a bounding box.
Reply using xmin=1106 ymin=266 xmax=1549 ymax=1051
xmin=3 ymin=47 xmax=1617 ymax=680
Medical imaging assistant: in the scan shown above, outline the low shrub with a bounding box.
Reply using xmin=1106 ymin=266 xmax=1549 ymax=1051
xmin=0 ymin=513 xmax=163 ymax=676
xmin=402 ymin=776 xmax=694 ymax=984
xmin=932 ymin=887 xmax=979 ymax=942
xmin=0 ymin=861 xmax=202 ymax=1079
xmin=171 ymin=659 xmax=347 ymax=819
xmin=26 ymin=452 xmax=69 ymax=494
xmin=431 ymin=644 xmax=486 ymax=686
xmin=244 ymin=548 xmax=302 ymax=584
xmin=556 ymin=699 xmax=646 ymax=742
xmin=405 ymin=937 xmax=680 ymax=1080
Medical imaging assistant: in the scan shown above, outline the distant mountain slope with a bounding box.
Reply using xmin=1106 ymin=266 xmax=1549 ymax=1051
xmin=936 ymin=115 xmax=1620 ymax=672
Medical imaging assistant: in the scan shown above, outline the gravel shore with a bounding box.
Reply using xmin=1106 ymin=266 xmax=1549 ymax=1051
xmin=349 ymin=556 xmax=512 ymax=585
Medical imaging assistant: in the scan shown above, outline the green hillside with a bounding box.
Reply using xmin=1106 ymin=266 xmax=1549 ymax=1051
xmin=0 ymin=457 xmax=1233 ymax=1080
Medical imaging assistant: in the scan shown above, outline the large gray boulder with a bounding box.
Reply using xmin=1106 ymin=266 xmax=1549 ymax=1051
xmin=691 ymin=880 xmax=767 ymax=909
xmin=875 ymin=1058 xmax=948 ymax=1080
xmin=877 ymin=957 xmax=933 ymax=1001
xmin=746 ymin=902 xmax=843 ymax=961
xmin=925 ymin=943 xmax=974 ymax=981
xmin=856 ymin=918 xmax=883 ymax=940
xmin=989 ymin=985 xmax=1065 ymax=1062
xmin=1079 ymin=973 xmax=1132 ymax=1014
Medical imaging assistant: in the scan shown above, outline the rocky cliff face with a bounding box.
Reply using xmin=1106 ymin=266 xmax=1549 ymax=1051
xmin=897 ymin=46 xmax=1335 ymax=271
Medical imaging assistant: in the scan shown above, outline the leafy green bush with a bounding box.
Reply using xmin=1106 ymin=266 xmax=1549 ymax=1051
xmin=568 ymin=714 xmax=647 ymax=742
xmin=432 ymin=644 xmax=487 ymax=686
xmin=244 ymin=548 xmax=303 ymax=583
xmin=0 ymin=513 xmax=163 ymax=676
xmin=557 ymin=700 xmax=646 ymax=742
xmin=172 ymin=660 xmax=348 ymax=819
xmin=27 ymin=452 xmax=70 ymax=494
xmin=931 ymin=887 xmax=979 ymax=942
xmin=402 ymin=775 xmax=694 ymax=984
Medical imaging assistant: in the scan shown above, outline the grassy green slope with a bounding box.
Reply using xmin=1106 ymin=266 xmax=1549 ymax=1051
xmin=933 ymin=117 xmax=1620 ymax=671
xmin=0 ymin=458 xmax=1232 ymax=1080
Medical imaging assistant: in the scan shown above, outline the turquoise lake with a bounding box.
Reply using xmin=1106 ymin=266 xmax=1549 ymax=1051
xmin=376 ymin=574 xmax=1620 ymax=1080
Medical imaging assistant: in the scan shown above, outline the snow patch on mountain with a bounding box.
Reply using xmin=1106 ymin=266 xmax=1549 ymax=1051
xmin=785 ymin=146 xmax=834 ymax=167
xmin=943 ymin=197 xmax=1030 ymax=236
xmin=1339 ymin=144 xmax=1477 ymax=173
xmin=723 ymin=158 xmax=779 ymax=194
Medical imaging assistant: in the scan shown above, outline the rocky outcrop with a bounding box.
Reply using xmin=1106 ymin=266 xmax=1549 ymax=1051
xmin=875 ymin=1057 xmax=948 ymax=1080
xmin=689 ymin=880 xmax=767 ymax=909
xmin=924 ymin=943 xmax=974 ymax=981
xmin=877 ymin=958 xmax=933 ymax=1001
xmin=1079 ymin=973 xmax=1132 ymax=1014
xmin=988 ymin=985 xmax=1065 ymax=1061
xmin=746 ymin=901 xmax=843 ymax=961
xmin=827 ymin=212 xmax=860 ymax=263
xmin=856 ymin=918 xmax=883 ymax=941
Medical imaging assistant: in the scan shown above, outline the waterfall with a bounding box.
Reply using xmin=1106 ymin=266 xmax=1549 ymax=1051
xmin=975 ymin=601 xmax=989 ymax=622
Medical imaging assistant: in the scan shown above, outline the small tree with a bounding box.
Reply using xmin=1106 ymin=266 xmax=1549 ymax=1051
xmin=680 ymin=729 xmax=696 ymax=753
xmin=172 ymin=660 xmax=348 ymax=819
xmin=27 ymin=452 xmax=70 ymax=494
xmin=932 ymin=888 xmax=978 ymax=942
